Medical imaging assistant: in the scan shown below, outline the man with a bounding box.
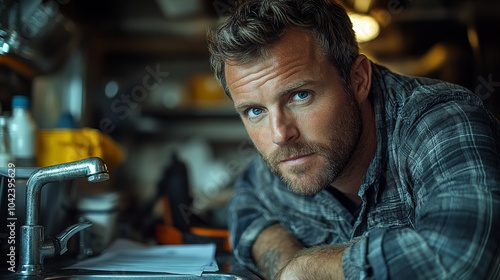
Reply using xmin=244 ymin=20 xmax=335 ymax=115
xmin=207 ymin=0 xmax=500 ymax=279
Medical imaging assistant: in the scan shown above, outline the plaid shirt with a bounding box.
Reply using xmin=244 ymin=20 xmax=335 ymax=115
xmin=228 ymin=63 xmax=500 ymax=279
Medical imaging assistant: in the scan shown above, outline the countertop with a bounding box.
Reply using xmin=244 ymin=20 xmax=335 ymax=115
xmin=0 ymin=251 xmax=262 ymax=279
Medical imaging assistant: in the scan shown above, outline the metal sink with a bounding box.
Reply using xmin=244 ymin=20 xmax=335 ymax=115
xmin=0 ymin=270 xmax=260 ymax=280
xmin=0 ymin=270 xmax=257 ymax=280
xmin=0 ymin=251 xmax=261 ymax=280
xmin=42 ymin=271 xmax=253 ymax=280
xmin=1 ymin=263 xmax=262 ymax=280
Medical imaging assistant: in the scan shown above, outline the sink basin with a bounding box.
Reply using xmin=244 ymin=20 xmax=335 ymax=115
xmin=42 ymin=271 xmax=253 ymax=280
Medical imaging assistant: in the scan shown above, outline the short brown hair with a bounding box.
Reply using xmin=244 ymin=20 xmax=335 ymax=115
xmin=207 ymin=0 xmax=359 ymax=97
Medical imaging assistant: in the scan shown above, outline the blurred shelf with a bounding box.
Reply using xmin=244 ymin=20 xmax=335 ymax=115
xmin=131 ymin=114 xmax=249 ymax=142
xmin=142 ymin=104 xmax=237 ymax=119
xmin=90 ymin=35 xmax=211 ymax=56
xmin=83 ymin=22 xmax=244 ymax=142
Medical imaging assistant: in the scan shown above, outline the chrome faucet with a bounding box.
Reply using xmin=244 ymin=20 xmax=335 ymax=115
xmin=17 ymin=157 xmax=110 ymax=276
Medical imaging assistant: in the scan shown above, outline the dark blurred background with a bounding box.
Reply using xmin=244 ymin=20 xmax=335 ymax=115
xmin=0 ymin=0 xmax=499 ymax=241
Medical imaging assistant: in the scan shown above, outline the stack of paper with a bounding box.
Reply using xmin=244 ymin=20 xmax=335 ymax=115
xmin=65 ymin=238 xmax=218 ymax=276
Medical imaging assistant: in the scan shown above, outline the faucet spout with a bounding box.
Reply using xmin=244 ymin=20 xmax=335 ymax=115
xmin=25 ymin=157 xmax=109 ymax=226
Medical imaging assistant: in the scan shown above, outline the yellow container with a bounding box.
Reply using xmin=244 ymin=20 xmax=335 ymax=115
xmin=189 ymin=73 xmax=228 ymax=106
xmin=36 ymin=128 xmax=124 ymax=171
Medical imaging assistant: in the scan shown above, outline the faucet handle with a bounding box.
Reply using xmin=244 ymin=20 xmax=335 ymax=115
xmin=53 ymin=221 xmax=93 ymax=255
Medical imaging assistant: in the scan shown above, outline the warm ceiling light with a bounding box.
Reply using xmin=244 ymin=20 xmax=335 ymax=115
xmin=349 ymin=13 xmax=380 ymax=43
xmin=353 ymin=0 xmax=373 ymax=13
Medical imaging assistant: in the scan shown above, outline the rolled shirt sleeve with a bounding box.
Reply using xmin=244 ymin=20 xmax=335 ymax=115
xmin=228 ymin=156 xmax=281 ymax=273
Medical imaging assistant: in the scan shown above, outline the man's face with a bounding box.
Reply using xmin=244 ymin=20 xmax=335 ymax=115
xmin=225 ymin=29 xmax=362 ymax=195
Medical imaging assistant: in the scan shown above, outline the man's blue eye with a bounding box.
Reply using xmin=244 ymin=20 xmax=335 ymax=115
xmin=248 ymin=108 xmax=263 ymax=118
xmin=294 ymin=91 xmax=310 ymax=100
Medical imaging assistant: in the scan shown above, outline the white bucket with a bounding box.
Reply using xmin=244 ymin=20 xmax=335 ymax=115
xmin=76 ymin=192 xmax=119 ymax=254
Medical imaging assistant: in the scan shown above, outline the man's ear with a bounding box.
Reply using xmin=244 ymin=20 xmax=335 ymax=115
xmin=350 ymin=55 xmax=372 ymax=104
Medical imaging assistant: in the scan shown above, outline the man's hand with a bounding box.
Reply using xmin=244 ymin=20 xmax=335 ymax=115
xmin=274 ymin=244 xmax=348 ymax=280
xmin=251 ymin=224 xmax=303 ymax=279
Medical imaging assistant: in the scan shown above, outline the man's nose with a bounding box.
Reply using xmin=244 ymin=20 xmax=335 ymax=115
xmin=270 ymin=110 xmax=299 ymax=145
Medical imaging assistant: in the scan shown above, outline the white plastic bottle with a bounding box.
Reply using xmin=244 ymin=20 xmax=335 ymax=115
xmin=9 ymin=95 xmax=37 ymax=167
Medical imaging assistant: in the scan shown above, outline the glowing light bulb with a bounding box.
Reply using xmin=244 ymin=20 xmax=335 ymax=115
xmin=349 ymin=13 xmax=380 ymax=43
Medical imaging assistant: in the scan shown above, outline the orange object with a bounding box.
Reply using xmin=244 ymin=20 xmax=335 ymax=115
xmin=155 ymin=223 xmax=183 ymax=245
xmin=155 ymin=194 xmax=231 ymax=252
xmin=159 ymin=196 xmax=174 ymax=226
xmin=189 ymin=73 xmax=228 ymax=106
xmin=0 ymin=55 xmax=36 ymax=79
xmin=155 ymin=196 xmax=184 ymax=244
xmin=190 ymin=227 xmax=231 ymax=252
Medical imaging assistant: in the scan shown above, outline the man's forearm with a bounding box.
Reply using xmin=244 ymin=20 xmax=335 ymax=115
xmin=251 ymin=223 xmax=303 ymax=279
xmin=276 ymin=244 xmax=348 ymax=280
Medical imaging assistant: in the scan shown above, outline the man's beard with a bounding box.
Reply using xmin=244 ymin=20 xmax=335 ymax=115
xmin=262 ymin=96 xmax=362 ymax=195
